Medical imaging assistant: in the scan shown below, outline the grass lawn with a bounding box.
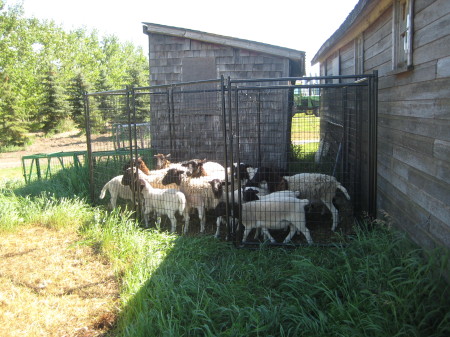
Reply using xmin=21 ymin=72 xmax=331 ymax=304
xmin=2 ymin=170 xmax=449 ymax=337
xmin=0 ymin=167 xmax=23 ymax=180
xmin=291 ymin=112 xmax=320 ymax=142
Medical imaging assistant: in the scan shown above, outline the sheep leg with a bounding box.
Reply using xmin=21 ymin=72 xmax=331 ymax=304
xmin=241 ymin=224 xmax=253 ymax=242
xmin=323 ymin=199 xmax=339 ymax=231
xmin=143 ymin=212 xmax=149 ymax=227
xmin=110 ymin=195 xmax=117 ymax=209
xmin=183 ymin=212 xmax=190 ymax=234
xmin=253 ymin=227 xmax=262 ymax=239
xmin=282 ymin=224 xmax=297 ymax=243
xmin=215 ymin=216 xmax=224 ymax=238
xmin=261 ymin=227 xmax=276 ymax=243
xmin=296 ymin=224 xmax=313 ymax=245
xmin=168 ymin=213 xmax=177 ymax=233
xmin=198 ymin=208 xmax=206 ymax=233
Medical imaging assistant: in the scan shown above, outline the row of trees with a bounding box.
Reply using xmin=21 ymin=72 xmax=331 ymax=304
xmin=0 ymin=0 xmax=149 ymax=146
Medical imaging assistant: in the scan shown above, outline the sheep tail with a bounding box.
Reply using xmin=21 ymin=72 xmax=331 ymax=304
xmin=337 ymin=184 xmax=350 ymax=200
xmin=99 ymin=183 xmax=108 ymax=199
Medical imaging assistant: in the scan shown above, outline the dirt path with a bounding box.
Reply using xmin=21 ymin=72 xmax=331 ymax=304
xmin=0 ymin=131 xmax=89 ymax=169
xmin=0 ymin=226 xmax=119 ymax=337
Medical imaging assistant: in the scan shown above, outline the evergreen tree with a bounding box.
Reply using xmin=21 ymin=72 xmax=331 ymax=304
xmin=67 ymin=71 xmax=89 ymax=130
xmin=39 ymin=66 xmax=69 ymax=133
xmin=0 ymin=72 xmax=29 ymax=146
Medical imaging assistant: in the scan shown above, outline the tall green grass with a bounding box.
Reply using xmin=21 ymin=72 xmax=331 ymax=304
xmin=81 ymin=213 xmax=450 ymax=337
xmin=1 ymin=173 xmax=449 ymax=337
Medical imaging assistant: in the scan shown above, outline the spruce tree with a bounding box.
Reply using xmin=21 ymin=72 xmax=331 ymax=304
xmin=0 ymin=72 xmax=29 ymax=146
xmin=67 ymin=71 xmax=89 ymax=130
xmin=39 ymin=66 xmax=69 ymax=133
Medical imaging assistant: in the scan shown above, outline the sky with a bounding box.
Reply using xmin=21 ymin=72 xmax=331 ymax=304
xmin=16 ymin=0 xmax=359 ymax=75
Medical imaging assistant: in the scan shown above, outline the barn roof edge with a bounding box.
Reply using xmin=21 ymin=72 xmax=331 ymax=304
xmin=142 ymin=22 xmax=305 ymax=62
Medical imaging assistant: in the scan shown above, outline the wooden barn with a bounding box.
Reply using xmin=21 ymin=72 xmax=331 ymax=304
xmin=142 ymin=23 xmax=305 ymax=85
xmin=141 ymin=23 xmax=305 ymax=166
xmin=311 ymin=0 xmax=450 ymax=248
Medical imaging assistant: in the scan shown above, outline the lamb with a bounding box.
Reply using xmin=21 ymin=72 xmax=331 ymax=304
xmin=161 ymin=168 xmax=224 ymax=234
xmin=99 ymin=175 xmax=141 ymax=209
xmin=213 ymin=184 xmax=251 ymax=239
xmin=241 ymin=196 xmax=312 ymax=244
xmin=213 ymin=185 xmax=277 ymax=239
xmin=137 ymin=178 xmax=187 ymax=232
xmin=279 ymin=173 xmax=351 ymax=231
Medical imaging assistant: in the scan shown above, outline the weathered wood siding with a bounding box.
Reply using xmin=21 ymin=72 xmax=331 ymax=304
xmin=319 ymin=0 xmax=450 ymax=248
xmin=147 ymin=33 xmax=293 ymax=167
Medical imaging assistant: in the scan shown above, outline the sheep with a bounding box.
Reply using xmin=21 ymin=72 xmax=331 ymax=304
xmin=241 ymin=196 xmax=312 ymax=244
xmin=279 ymin=173 xmax=351 ymax=231
xmin=99 ymin=175 xmax=141 ymax=209
xmin=213 ymin=185 xmax=278 ymax=239
xmin=182 ymin=159 xmax=226 ymax=180
xmin=153 ymin=153 xmax=186 ymax=171
xmin=246 ymin=166 xmax=286 ymax=193
xmin=137 ymin=178 xmax=187 ymax=232
xmin=213 ymin=183 xmax=250 ymax=239
xmin=123 ymin=156 xmax=151 ymax=175
xmin=154 ymin=153 xmax=172 ymax=169
xmin=122 ymin=162 xmax=182 ymax=191
xmin=233 ymin=162 xmax=254 ymax=186
xmin=161 ymin=168 xmax=224 ymax=234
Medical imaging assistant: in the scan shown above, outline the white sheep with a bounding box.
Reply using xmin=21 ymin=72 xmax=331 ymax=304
xmin=241 ymin=196 xmax=312 ymax=244
xmin=280 ymin=173 xmax=350 ymax=231
xmin=213 ymin=183 xmax=272 ymax=239
xmin=139 ymin=178 xmax=187 ymax=233
xmin=99 ymin=175 xmax=139 ymax=209
xmin=161 ymin=168 xmax=224 ymax=234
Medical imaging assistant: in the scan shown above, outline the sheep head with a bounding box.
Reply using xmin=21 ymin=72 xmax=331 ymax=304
xmin=121 ymin=167 xmax=145 ymax=192
xmin=182 ymin=159 xmax=207 ymax=178
xmin=161 ymin=168 xmax=184 ymax=186
xmin=209 ymin=179 xmax=227 ymax=199
xmin=154 ymin=153 xmax=171 ymax=169
xmin=123 ymin=156 xmax=150 ymax=175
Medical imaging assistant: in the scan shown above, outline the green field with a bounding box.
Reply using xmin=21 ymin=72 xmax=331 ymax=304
xmin=291 ymin=113 xmax=320 ymax=142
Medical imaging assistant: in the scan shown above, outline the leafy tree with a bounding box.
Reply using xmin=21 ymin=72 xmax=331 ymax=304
xmin=0 ymin=0 xmax=150 ymax=143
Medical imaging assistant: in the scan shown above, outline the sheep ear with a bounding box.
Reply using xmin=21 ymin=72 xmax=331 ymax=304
xmin=166 ymin=153 xmax=171 ymax=158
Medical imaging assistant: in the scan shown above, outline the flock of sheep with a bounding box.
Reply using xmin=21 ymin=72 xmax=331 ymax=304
xmin=99 ymin=154 xmax=351 ymax=244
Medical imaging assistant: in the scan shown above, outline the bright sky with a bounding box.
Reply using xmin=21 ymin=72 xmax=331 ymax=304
xmin=17 ymin=0 xmax=359 ymax=75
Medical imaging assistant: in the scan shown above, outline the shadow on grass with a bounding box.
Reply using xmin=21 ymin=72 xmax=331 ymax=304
xmin=109 ymin=222 xmax=450 ymax=337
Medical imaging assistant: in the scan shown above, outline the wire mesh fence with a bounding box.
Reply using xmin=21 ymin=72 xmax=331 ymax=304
xmin=84 ymin=74 xmax=377 ymax=247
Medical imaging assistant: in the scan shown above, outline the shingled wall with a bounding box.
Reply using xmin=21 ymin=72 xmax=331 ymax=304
xmin=146 ymin=32 xmax=295 ymax=167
